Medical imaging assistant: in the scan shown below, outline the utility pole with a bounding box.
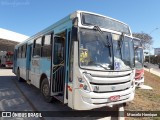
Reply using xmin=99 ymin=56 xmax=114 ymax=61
xmin=148 ymin=28 xmax=159 ymax=72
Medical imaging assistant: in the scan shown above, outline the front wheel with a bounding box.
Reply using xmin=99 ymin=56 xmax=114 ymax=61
xmin=41 ymin=78 xmax=53 ymax=103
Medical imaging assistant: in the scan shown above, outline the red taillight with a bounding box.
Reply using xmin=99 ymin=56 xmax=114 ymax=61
xmin=135 ymin=69 xmax=144 ymax=80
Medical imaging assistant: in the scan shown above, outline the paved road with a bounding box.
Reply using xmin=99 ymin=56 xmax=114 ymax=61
xmin=0 ymin=68 xmax=118 ymax=120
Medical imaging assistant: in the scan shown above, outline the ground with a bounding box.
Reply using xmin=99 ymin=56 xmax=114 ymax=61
xmin=0 ymin=69 xmax=160 ymax=120
xmin=125 ymin=71 xmax=160 ymax=120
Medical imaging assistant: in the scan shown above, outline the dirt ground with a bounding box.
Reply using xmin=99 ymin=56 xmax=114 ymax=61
xmin=125 ymin=71 xmax=160 ymax=120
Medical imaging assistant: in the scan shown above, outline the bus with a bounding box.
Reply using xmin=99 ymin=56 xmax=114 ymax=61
xmin=133 ymin=37 xmax=144 ymax=87
xmin=13 ymin=11 xmax=135 ymax=110
xmin=0 ymin=51 xmax=14 ymax=68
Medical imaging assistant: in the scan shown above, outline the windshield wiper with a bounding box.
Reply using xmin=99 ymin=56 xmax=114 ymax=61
xmin=117 ymin=32 xmax=125 ymax=59
xmin=119 ymin=32 xmax=124 ymax=48
xmin=106 ymin=35 xmax=112 ymax=57
xmin=105 ymin=35 xmax=112 ymax=47
xmin=93 ymin=25 xmax=103 ymax=34
xmin=93 ymin=26 xmax=112 ymax=57
xmin=94 ymin=63 xmax=110 ymax=70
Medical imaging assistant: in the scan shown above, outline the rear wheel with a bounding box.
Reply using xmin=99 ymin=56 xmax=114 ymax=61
xmin=41 ymin=78 xmax=53 ymax=103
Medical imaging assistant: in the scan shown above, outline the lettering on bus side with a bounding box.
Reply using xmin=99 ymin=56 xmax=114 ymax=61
xmin=32 ymin=59 xmax=39 ymax=66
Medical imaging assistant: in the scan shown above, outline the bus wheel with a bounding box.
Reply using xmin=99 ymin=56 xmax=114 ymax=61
xmin=17 ymin=69 xmax=22 ymax=82
xmin=41 ymin=78 xmax=53 ymax=103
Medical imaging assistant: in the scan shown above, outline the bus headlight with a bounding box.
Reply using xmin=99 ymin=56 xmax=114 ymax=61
xmin=78 ymin=78 xmax=90 ymax=92
xmin=78 ymin=78 xmax=83 ymax=82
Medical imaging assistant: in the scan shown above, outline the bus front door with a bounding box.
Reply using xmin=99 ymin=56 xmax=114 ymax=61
xmin=51 ymin=36 xmax=65 ymax=102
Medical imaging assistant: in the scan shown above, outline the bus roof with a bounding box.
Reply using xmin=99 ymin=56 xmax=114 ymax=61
xmin=15 ymin=10 xmax=130 ymax=48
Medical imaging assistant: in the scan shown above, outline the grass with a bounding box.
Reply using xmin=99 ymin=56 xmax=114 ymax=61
xmin=125 ymin=71 xmax=160 ymax=120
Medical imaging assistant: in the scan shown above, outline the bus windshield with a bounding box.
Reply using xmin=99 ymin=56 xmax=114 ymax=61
xmin=79 ymin=28 xmax=134 ymax=71
xmin=79 ymin=28 xmax=113 ymax=70
xmin=135 ymin=48 xmax=144 ymax=69
xmin=112 ymin=34 xmax=134 ymax=70
xmin=81 ymin=13 xmax=130 ymax=35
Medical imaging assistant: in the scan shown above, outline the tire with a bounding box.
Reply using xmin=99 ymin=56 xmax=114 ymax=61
xmin=41 ymin=78 xmax=53 ymax=103
xmin=17 ymin=69 xmax=23 ymax=82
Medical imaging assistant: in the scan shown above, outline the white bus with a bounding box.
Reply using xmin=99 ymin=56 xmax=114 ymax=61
xmin=133 ymin=37 xmax=144 ymax=87
xmin=13 ymin=11 xmax=135 ymax=110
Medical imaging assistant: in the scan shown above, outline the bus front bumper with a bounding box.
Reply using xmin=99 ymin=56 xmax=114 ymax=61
xmin=73 ymin=87 xmax=135 ymax=110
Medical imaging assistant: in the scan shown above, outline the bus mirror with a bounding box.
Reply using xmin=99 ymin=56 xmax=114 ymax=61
xmin=71 ymin=27 xmax=77 ymax=41
xmin=73 ymin=17 xmax=78 ymax=27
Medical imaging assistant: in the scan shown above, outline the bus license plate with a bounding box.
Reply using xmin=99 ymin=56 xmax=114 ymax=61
xmin=109 ymin=95 xmax=120 ymax=101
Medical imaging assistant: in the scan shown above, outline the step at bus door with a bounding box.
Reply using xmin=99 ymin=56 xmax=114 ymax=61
xmin=51 ymin=36 xmax=65 ymax=102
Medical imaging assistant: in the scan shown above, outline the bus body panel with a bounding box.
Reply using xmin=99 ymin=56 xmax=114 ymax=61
xmin=15 ymin=16 xmax=72 ymax=89
xmin=31 ymin=58 xmax=51 ymax=88
xmin=17 ymin=58 xmax=27 ymax=79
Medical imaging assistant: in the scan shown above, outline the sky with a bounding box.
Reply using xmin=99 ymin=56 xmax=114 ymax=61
xmin=0 ymin=0 xmax=160 ymax=54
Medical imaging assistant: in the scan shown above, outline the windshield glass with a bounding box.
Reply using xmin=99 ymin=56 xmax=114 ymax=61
xmin=79 ymin=28 xmax=113 ymax=70
xmin=81 ymin=13 xmax=130 ymax=35
xmin=112 ymin=34 xmax=134 ymax=70
xmin=135 ymin=48 xmax=144 ymax=69
xmin=133 ymin=39 xmax=141 ymax=47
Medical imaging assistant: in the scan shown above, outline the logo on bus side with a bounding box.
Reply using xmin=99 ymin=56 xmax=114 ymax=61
xmin=32 ymin=59 xmax=39 ymax=66
xmin=94 ymin=86 xmax=99 ymax=91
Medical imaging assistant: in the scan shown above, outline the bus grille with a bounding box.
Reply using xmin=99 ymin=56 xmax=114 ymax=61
xmin=85 ymin=71 xmax=133 ymax=93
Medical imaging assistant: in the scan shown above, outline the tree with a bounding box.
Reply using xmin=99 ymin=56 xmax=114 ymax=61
xmin=132 ymin=32 xmax=153 ymax=50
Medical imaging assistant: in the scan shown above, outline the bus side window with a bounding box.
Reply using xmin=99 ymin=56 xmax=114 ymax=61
xmin=18 ymin=47 xmax=22 ymax=58
xmin=22 ymin=44 xmax=27 ymax=58
xmin=33 ymin=37 xmax=42 ymax=57
xmin=42 ymin=35 xmax=51 ymax=57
